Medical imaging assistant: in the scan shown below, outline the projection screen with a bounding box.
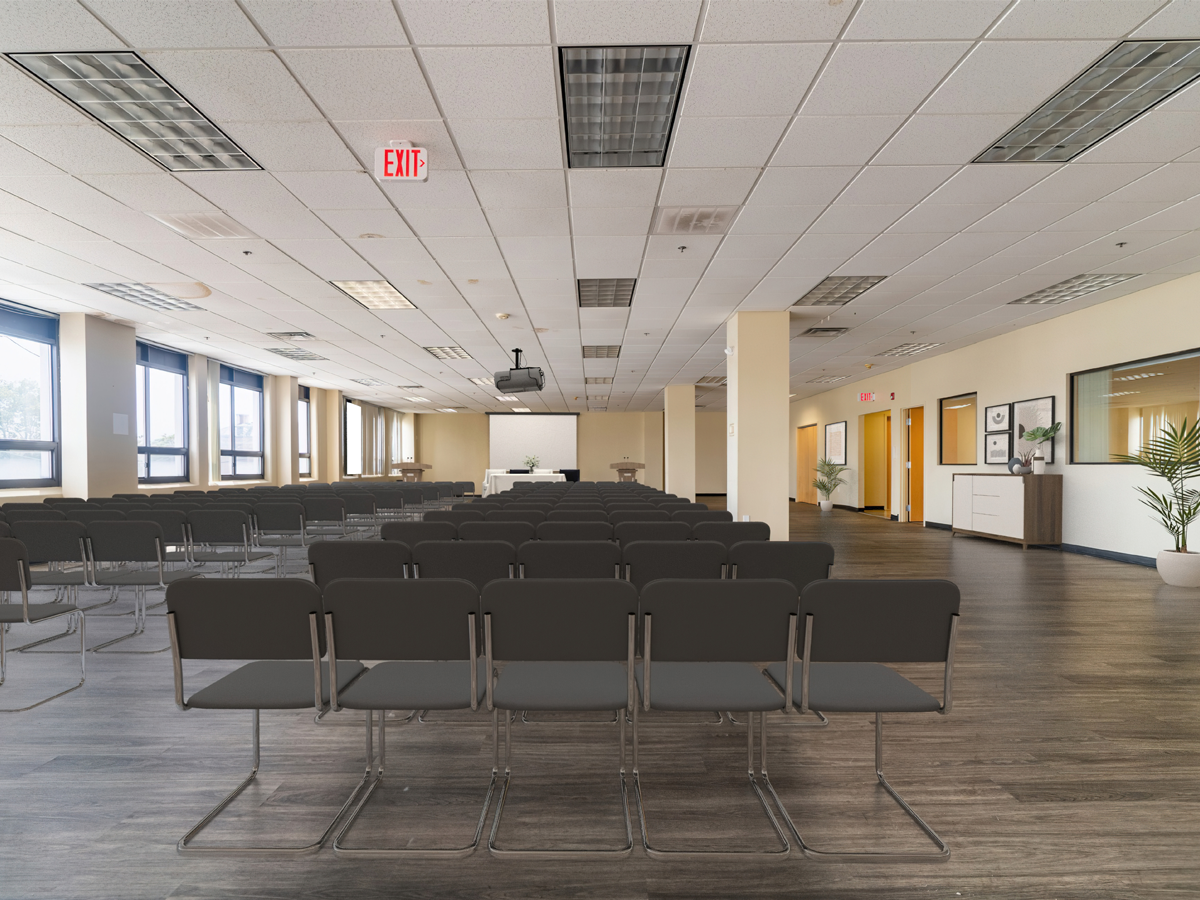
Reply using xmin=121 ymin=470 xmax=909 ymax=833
xmin=488 ymin=413 xmax=578 ymax=470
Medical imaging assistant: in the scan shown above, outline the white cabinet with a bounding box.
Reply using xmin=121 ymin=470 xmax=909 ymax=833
xmin=951 ymin=474 xmax=1062 ymax=549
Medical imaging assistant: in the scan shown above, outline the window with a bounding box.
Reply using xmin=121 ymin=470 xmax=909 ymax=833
xmin=344 ymin=400 xmax=363 ymax=476
xmin=218 ymin=364 xmax=263 ymax=479
xmin=0 ymin=305 xmax=59 ymax=487
xmin=1073 ymin=348 xmax=1200 ymax=463
xmin=297 ymin=385 xmax=311 ymax=476
xmin=136 ymin=342 xmax=188 ymax=483
xmin=939 ymin=393 xmax=977 ymax=465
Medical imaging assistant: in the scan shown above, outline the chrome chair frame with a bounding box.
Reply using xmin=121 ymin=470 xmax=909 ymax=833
xmin=0 ymin=560 xmax=85 ymax=711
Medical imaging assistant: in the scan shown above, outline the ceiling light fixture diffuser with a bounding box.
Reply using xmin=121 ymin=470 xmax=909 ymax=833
xmin=696 ymin=376 xmax=727 ymax=386
xmin=877 ymin=342 xmax=943 ymax=357
xmin=148 ymin=212 xmax=258 ymax=239
xmin=1007 ymin=273 xmax=1140 ymax=305
xmin=425 ymin=346 xmax=472 ymax=360
xmin=807 ymin=375 xmax=851 ymax=384
xmin=560 ymin=45 xmax=690 ymax=168
xmin=577 ymin=278 xmax=636 ymax=308
xmin=86 ymin=282 xmax=203 ymax=311
xmin=653 ymin=207 xmax=738 ymax=235
xmin=8 ymin=52 xmax=259 ymax=171
xmin=266 ymin=347 xmax=327 ymax=361
xmin=332 ymin=280 xmax=415 ymax=310
xmin=469 ymin=376 xmax=493 ymax=385
xmin=512 ymin=407 xmax=532 ymax=413
xmin=794 ymin=276 xmax=887 ymax=307
xmin=583 ymin=345 xmax=621 ymax=358
xmin=976 ymin=41 xmax=1200 ymax=163
xmin=266 ymin=331 xmax=316 ymax=341
xmin=585 ymin=377 xmax=613 ymax=384
xmin=351 ymin=377 xmax=387 ymax=386
xmin=802 ymin=327 xmax=850 ymax=336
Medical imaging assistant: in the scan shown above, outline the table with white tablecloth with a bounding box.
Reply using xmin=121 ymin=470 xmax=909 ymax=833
xmin=483 ymin=473 xmax=566 ymax=496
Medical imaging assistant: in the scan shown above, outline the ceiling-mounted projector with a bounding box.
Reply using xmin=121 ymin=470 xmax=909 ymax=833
xmin=494 ymin=347 xmax=545 ymax=394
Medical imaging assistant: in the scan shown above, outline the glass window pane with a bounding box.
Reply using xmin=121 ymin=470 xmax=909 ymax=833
xmin=136 ymin=365 xmax=146 ymax=446
xmin=146 ymin=368 xmax=184 ymax=448
xmin=233 ymin=386 xmax=261 ymax=451
xmin=345 ymin=402 xmax=362 ymax=476
xmin=0 ymin=448 xmax=53 ymax=480
xmin=138 ymin=452 xmax=147 ymax=479
xmin=298 ymin=457 xmax=311 ymax=476
xmin=219 ymin=383 xmax=232 ymax=450
xmin=220 ymin=453 xmax=232 ymax=475
xmin=940 ymin=394 xmax=977 ymax=465
xmin=0 ymin=335 xmax=54 ymax=442
xmin=148 ymin=453 xmax=185 ymax=478
xmin=297 ymin=398 xmax=310 ymax=455
xmin=235 ymin=455 xmax=262 ymax=476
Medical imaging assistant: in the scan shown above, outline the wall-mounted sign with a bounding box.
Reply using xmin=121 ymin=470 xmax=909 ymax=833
xmin=374 ymin=142 xmax=428 ymax=182
xmin=859 ymin=392 xmax=875 ymax=402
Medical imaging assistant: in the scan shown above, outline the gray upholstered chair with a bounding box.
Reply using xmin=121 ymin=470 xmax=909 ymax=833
xmin=166 ymin=578 xmax=366 ymax=854
xmin=187 ymin=510 xmax=274 ymax=574
xmin=457 ymin=520 xmax=535 ymax=550
xmin=64 ymin=508 xmax=127 ymax=528
xmin=483 ymin=578 xmax=638 ymax=857
xmin=612 ymin=521 xmax=690 ymax=547
xmin=728 ymin=541 xmax=834 ymax=593
xmin=324 ymin=577 xmax=490 ymax=857
xmin=547 ymin=509 xmax=608 ymax=522
xmin=126 ymin=509 xmax=191 ymax=564
xmin=252 ymin=502 xmax=307 ymax=575
xmin=691 ymin=521 xmax=770 ymax=549
xmin=0 ymin=538 xmax=85 ymax=711
xmin=370 ymin=489 xmax=407 ymax=522
xmin=535 ymin=521 xmax=613 ymax=542
xmin=411 ymin=540 xmax=515 ymax=591
xmin=425 ymin=510 xmax=485 ymax=527
xmin=484 ymin=509 xmax=546 ymax=527
xmin=4 ymin=508 xmax=66 ymax=523
xmin=764 ymin=579 xmax=961 ymax=861
xmin=302 ymin=496 xmax=349 ymax=539
xmin=634 ymin=578 xmax=799 ymax=858
xmin=308 ymin=541 xmax=410 ymax=589
xmin=551 ymin=502 xmax=605 ymax=512
xmin=608 ymin=509 xmax=671 ymax=525
xmin=671 ymin=509 xmax=734 ymax=525
xmin=341 ymin=492 xmax=378 ymax=535
xmin=518 ymin=540 xmax=621 ymax=578
xmin=381 ymin=520 xmax=457 ymax=545
xmin=621 ymin=540 xmax=728 ymax=591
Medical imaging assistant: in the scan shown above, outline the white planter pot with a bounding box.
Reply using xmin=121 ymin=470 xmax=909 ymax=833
xmin=1032 ymin=455 xmax=1046 ymax=475
xmin=818 ymin=500 xmax=833 ymax=512
xmin=1156 ymin=550 xmax=1200 ymax=587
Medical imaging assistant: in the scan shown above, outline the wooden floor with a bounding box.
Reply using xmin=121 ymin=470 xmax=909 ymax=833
xmin=4 ymin=503 xmax=1200 ymax=898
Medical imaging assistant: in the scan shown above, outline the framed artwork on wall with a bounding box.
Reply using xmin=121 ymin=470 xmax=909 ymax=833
xmin=985 ymin=432 xmax=1012 ymax=465
xmin=1014 ymin=396 xmax=1056 ymax=463
xmin=985 ymin=403 xmax=1011 ymax=433
xmin=825 ymin=420 xmax=847 ymax=466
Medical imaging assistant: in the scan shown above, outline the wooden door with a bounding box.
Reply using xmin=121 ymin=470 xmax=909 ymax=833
xmin=797 ymin=425 xmax=818 ymax=504
xmin=885 ymin=415 xmax=892 ymax=516
xmin=909 ymin=407 xmax=924 ymax=522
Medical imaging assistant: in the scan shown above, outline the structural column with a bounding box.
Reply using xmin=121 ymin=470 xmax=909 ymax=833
xmin=664 ymin=384 xmax=696 ymax=501
xmin=269 ymin=375 xmax=299 ymax=486
xmin=726 ymin=311 xmax=790 ymax=540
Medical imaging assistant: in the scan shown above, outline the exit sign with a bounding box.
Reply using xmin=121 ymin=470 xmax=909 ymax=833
xmin=374 ymin=144 xmax=428 ymax=181
xmin=859 ymin=392 xmax=875 ymax=402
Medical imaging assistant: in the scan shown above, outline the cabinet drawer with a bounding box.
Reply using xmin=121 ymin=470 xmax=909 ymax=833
xmin=973 ymin=510 xmax=1023 ymax=540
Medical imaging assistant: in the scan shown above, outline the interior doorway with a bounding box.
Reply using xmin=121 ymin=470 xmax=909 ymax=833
xmin=796 ymin=424 xmax=818 ymax=505
xmin=862 ymin=409 xmax=892 ymax=518
xmin=907 ymin=407 xmax=924 ymax=523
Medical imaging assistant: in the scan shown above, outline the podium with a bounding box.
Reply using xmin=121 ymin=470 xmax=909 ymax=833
xmin=611 ymin=461 xmax=645 ymax=482
xmin=392 ymin=462 xmax=432 ymax=482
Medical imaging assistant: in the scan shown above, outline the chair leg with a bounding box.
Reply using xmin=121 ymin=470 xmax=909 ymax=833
xmin=487 ymin=706 xmax=633 ymax=859
xmin=0 ymin=613 xmax=86 ymax=712
xmin=767 ymin=712 xmax=950 ymax=862
xmin=333 ymin=709 xmax=496 ymax=858
xmin=93 ymin=586 xmax=170 ymax=654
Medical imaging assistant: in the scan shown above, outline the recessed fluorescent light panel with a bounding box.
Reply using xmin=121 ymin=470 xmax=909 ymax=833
xmin=696 ymin=376 xmax=727 ymax=386
xmin=437 ymin=408 xmax=459 ymax=413
xmin=807 ymin=374 xmax=850 ymax=384
xmin=976 ymin=41 xmax=1200 ymax=163
xmin=425 ymin=346 xmax=472 ymax=360
xmin=496 ymin=395 xmax=520 ymax=402
xmin=351 ymin=377 xmax=386 ymax=386
xmin=86 ymin=282 xmax=203 ymax=311
xmin=877 ymin=342 xmax=943 ymax=357
xmin=8 ymin=52 xmax=259 ymax=171
xmin=512 ymin=407 xmax=532 ymax=413
xmin=560 ymin=45 xmax=689 ymax=168
xmin=583 ymin=345 xmax=621 ymax=358
xmin=148 ymin=212 xmax=258 ymax=239
xmin=332 ymin=281 xmax=415 ymax=310
xmin=585 ymin=377 xmax=613 ymax=385
xmin=406 ymin=397 xmax=430 ymax=403
xmin=794 ymin=276 xmax=887 ymax=307
xmin=267 ymin=347 xmax=327 ymax=361
xmin=653 ymin=207 xmax=738 ymax=234
xmin=266 ymin=331 xmax=316 ymax=341
xmin=802 ymin=327 xmax=850 ymax=337
xmin=397 ymin=384 xmax=423 ymax=390
xmin=578 ymin=278 xmax=636 ymax=308
xmin=1007 ymin=273 xmax=1139 ymax=305
xmin=469 ymin=377 xmax=494 ymax=385
xmin=587 ymin=394 xmax=610 ymax=400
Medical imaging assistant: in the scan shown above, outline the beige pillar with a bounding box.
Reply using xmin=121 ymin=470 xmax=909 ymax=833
xmin=319 ymin=388 xmax=342 ymax=482
xmin=727 ymin=311 xmax=790 ymax=540
xmin=59 ymin=314 xmax=137 ymax=499
xmin=269 ymin=375 xmax=299 ymax=485
xmin=206 ymin=359 xmax=222 ymax=483
xmin=188 ymin=353 xmax=210 ymax=489
xmin=664 ymin=385 xmax=696 ymax=501
xmin=643 ymin=411 xmax=664 ymax=490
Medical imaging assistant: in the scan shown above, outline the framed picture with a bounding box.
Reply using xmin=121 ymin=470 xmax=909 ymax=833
xmin=985 ymin=432 xmax=1012 ymax=465
xmin=1014 ymin=396 xmax=1056 ymax=463
xmin=985 ymin=403 xmax=1011 ymax=433
xmin=825 ymin=421 xmax=847 ymax=466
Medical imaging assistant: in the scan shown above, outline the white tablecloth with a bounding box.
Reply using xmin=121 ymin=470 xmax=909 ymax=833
xmin=483 ymin=473 xmax=565 ymax=496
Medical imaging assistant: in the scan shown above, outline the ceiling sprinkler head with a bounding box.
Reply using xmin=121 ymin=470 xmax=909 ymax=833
xmin=496 ymin=312 xmax=509 ymax=320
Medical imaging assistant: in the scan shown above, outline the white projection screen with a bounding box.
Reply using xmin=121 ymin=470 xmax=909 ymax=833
xmin=489 ymin=413 xmax=578 ymax=470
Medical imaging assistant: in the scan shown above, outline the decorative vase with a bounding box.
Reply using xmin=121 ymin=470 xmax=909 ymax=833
xmin=818 ymin=500 xmax=833 ymax=512
xmin=1156 ymin=550 xmax=1200 ymax=587
xmin=1032 ymin=455 xmax=1046 ymax=475
xmin=1008 ymin=457 xmax=1032 ymax=475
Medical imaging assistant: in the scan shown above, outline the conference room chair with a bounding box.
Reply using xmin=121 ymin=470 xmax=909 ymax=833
xmin=206 ymin=502 xmax=256 ymax=518
xmin=763 ymin=579 xmax=960 ymax=862
xmin=397 ymin=487 xmax=426 ymax=516
xmin=5 ymin=509 xmax=67 ymax=523
xmin=370 ymin=490 xmax=408 ymax=522
xmin=536 ymin=521 xmax=614 ymax=542
xmin=302 ymin=497 xmax=350 ymax=541
xmin=123 ymin=509 xmax=190 ymax=565
xmin=546 ymin=510 xmax=608 ymax=523
xmin=43 ymin=497 xmax=88 ymax=507
xmin=381 ymin=520 xmax=457 ymax=545
xmin=323 ymin=577 xmax=490 ymax=857
xmin=0 ymin=522 xmax=10 ymax=537
xmin=482 ymin=578 xmax=637 ymax=857
xmin=412 ymin=541 xmax=515 ymax=594
xmin=507 ymin=502 xmax=554 ymax=513
xmin=426 ymin=510 xmax=485 ymax=527
xmin=166 ymin=578 xmax=367 ymax=854
xmin=53 ymin=501 xmax=101 ymax=512
xmin=7 ymin=521 xmax=90 ymax=651
xmin=457 ymin=521 xmax=535 ymax=551
xmin=308 ymin=541 xmax=410 ymax=589
xmin=613 ymin=521 xmax=690 ymax=548
xmin=453 ymin=502 xmax=499 ymax=515
xmin=604 ymin=502 xmax=656 ymax=512
xmin=0 ymin=538 xmax=85 ymax=711
xmin=622 ymin=541 xmax=728 ymax=591
xmin=691 ymin=521 xmax=771 ymax=549
xmin=729 ymin=541 xmax=835 ymax=594
xmin=554 ymin=501 xmax=605 ymax=510
xmin=633 ymin=579 xmax=798 ymax=858
xmin=485 ymin=509 xmax=546 ymax=527
xmin=671 ymin=510 xmax=735 ymax=526
xmin=64 ymin=508 xmax=127 ymax=528
xmin=187 ymin=510 xmax=274 ymax=575
xmin=250 ymin=503 xmax=308 ymax=576
xmin=3 ymin=503 xmax=52 ymax=512
xmin=454 ymin=481 xmax=476 ymax=497
xmin=518 ymin=541 xmax=621 ymax=579
xmin=342 ymin=493 xmax=378 ymax=535
xmin=608 ymin=510 xmax=671 ymax=526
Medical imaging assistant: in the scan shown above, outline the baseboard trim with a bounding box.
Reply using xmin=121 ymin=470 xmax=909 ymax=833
xmin=925 ymin=520 xmax=951 ymax=531
xmin=890 ymin=514 xmax=899 ymax=521
xmin=833 ymin=503 xmax=858 ymax=512
xmin=1062 ymin=543 xmax=1156 ymax=569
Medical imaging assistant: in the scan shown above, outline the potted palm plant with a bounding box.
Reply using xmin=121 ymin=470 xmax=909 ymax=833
xmin=1022 ymin=422 xmax=1062 ymax=474
xmin=1114 ymin=418 xmax=1200 ymax=587
xmin=812 ymin=457 xmax=849 ymax=513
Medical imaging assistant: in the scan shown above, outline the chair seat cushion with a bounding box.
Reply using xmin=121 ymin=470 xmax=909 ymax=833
xmin=97 ymin=569 xmax=198 ymax=586
xmin=637 ymin=662 xmax=784 ymax=712
xmin=765 ymin=661 xmax=941 ymax=713
xmin=0 ymin=602 xmax=77 ymax=624
xmin=338 ymin=659 xmax=487 ymax=711
xmin=190 ymin=550 xmax=275 ymax=563
xmin=30 ymin=570 xmax=87 ymax=586
xmin=492 ymin=661 xmax=628 ymax=711
xmin=187 ymin=660 xmax=366 ymax=709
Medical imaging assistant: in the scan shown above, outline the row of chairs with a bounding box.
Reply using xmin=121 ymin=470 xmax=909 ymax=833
xmin=379 ymin=518 xmax=767 ymax=551
xmin=444 ymin=508 xmax=731 ymax=526
xmin=166 ymin=575 xmax=960 ymax=860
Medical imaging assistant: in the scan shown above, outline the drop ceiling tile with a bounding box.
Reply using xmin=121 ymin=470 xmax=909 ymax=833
xmin=1014 ymin=162 xmax=1160 ymax=205
xmin=808 ymin=204 xmax=910 ymax=234
xmin=859 ymin=232 xmax=953 ymax=260
xmin=319 ymin=210 xmax=415 ymax=241
xmin=76 ymin=173 xmax=215 ymax=212
xmin=771 ymin=116 xmax=905 ymax=167
xmin=716 ymin=233 xmax=798 ymax=259
xmin=285 ymin=49 xmax=440 ymax=123
xmin=1077 ymin=111 xmax=1200 ymax=164
xmin=553 ymin=0 xmax=701 ymax=43
xmin=89 ymin=0 xmax=265 ymax=47
xmin=683 ymin=43 xmax=827 ymax=117
xmin=701 ymin=0 xmax=851 ymax=41
xmin=0 ymin=124 xmax=162 ymax=174
xmin=802 ymin=42 xmax=968 ymax=116
xmin=1044 ymin=200 xmax=1175 ymax=232
xmin=214 ymin=121 xmax=358 ymax=171
xmin=0 ymin=1 xmax=124 ymax=52
xmin=2 ymin=210 xmax=104 ymax=243
xmin=746 ymin=166 xmax=859 ymax=207
xmin=645 ymin=234 xmax=722 ymax=259
xmin=729 ymin=205 xmax=824 ymax=235
xmin=485 ymin=206 xmax=571 ymax=236
xmin=658 ymin=168 xmax=759 ymax=207
xmin=242 ymin=0 xmax=407 ymax=45
xmin=640 ymin=256 xmax=709 ymax=278
xmin=966 ymin=201 xmax=1084 ymax=233
xmin=381 ymin=170 xmax=479 ymax=208
xmin=668 ymin=117 xmax=789 ymax=168
xmin=631 ymin=277 xmax=699 ymax=305
xmin=233 ymin=207 xmax=340 ymax=241
xmin=276 ymin=172 xmax=391 ymax=210
xmin=576 ymin=256 xmax=641 ymax=279
xmin=568 ymin=169 xmax=663 ymax=207
xmin=506 ymin=257 xmax=575 ymax=280
xmin=402 ymin=206 xmax=492 ymax=237
xmin=336 ymin=119 xmax=461 ymax=171
xmin=497 ymin=235 xmax=573 ymax=261
xmin=838 ymin=166 xmax=959 ymax=206
xmin=873 ymin=114 xmax=1024 ymax=165
xmin=1121 ymin=195 xmax=1200 ymax=231
xmin=399 ymin=0 xmax=549 ymax=42
xmin=991 ymin=0 xmax=1167 ymax=38
xmin=0 ymin=60 xmax=96 ymax=127
xmin=845 ymin=0 xmax=1007 ymax=39
xmin=1103 ymin=163 xmax=1200 ymax=202
xmin=888 ymin=203 xmax=992 ymax=233
xmin=745 ymin=275 xmax=822 ymax=303
xmin=449 ymin=118 xmax=563 ymax=169
xmin=929 ymin=231 xmax=1025 ymax=258
xmin=831 ymin=256 xmax=915 ymax=276
xmin=421 ymin=237 xmax=502 ymax=262
xmin=571 ymin=207 xmax=654 ymax=236
xmin=774 ymin=233 xmax=873 ymax=265
xmin=421 ymin=46 xmax=557 ymax=119
xmin=143 ymin=50 xmax=321 ymax=122
xmin=468 ymin=170 xmax=567 ymax=209
xmin=930 ymin=164 xmax=1057 ymax=205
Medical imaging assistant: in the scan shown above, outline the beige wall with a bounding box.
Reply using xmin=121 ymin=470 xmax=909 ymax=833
xmin=415 ymin=412 xmax=489 ymax=487
xmin=578 ymin=412 xmax=650 ymax=482
xmin=696 ymin=411 xmax=727 ymax=494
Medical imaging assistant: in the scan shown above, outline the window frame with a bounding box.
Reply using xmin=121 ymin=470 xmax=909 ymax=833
xmin=136 ymin=341 xmax=189 ymax=484
xmin=938 ymin=392 xmax=978 ymax=466
xmin=343 ymin=397 xmax=363 ymax=477
xmin=297 ymin=385 xmax=311 ymax=477
xmin=0 ymin=304 xmax=61 ymax=489
xmin=218 ymin=364 xmax=264 ymax=480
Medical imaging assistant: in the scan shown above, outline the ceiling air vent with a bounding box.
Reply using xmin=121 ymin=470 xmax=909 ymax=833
xmin=585 ymin=376 xmax=613 ymax=384
xmin=653 ymin=207 xmax=738 ymax=234
xmin=807 ymin=375 xmax=850 ymax=384
xmin=351 ymin=377 xmax=387 ymax=387
xmin=802 ymin=327 xmax=849 ymax=337
xmin=267 ymin=347 xmax=327 ymax=361
xmin=877 ymin=342 xmax=943 ymax=358
xmin=266 ymin=331 xmax=316 ymax=341
xmin=148 ymin=212 xmax=258 ymax=239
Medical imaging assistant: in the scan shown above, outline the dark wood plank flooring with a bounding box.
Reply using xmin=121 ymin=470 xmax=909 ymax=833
xmin=3 ymin=502 xmax=1200 ymax=898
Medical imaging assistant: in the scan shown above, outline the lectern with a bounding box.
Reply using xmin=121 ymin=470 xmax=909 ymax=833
xmin=392 ymin=462 xmax=432 ymax=482
xmin=610 ymin=461 xmax=645 ymax=482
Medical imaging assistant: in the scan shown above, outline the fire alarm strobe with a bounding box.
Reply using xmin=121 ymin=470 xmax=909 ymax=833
xmin=374 ymin=140 xmax=428 ymax=182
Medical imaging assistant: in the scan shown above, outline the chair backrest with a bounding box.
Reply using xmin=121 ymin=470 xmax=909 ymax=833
xmin=691 ymin=521 xmax=770 ymax=549
xmin=53 ymin=501 xmax=101 ymax=510
xmin=323 ymin=577 xmax=478 ymax=661
xmin=454 ymin=481 xmax=475 ymax=496
xmin=66 ymin=508 xmax=128 ymax=527
xmin=604 ymin=502 xmax=655 ymax=511
xmin=622 ymin=540 xmax=728 ymax=591
xmin=536 ymin=521 xmax=614 ymax=542
xmin=800 ymin=580 xmax=960 ymax=663
xmin=88 ymin=521 xmax=163 ymax=563
xmin=0 ymin=537 xmax=31 ymax=591
xmin=342 ymin=493 xmax=376 ymax=515
xmin=508 ymin=502 xmax=553 ymax=512
xmin=417 ymin=484 xmax=440 ymax=503
xmin=43 ymin=497 xmax=88 ymax=507
xmin=187 ymin=509 xmax=251 ymax=545
xmin=167 ymin=578 xmax=324 ymax=660
xmin=371 ymin=490 xmax=406 ymax=511
xmin=729 ymin=541 xmax=834 ymax=594
xmin=547 ymin=509 xmax=608 ymax=522
xmin=608 ymin=509 xmax=671 ymax=525
xmin=518 ymin=540 xmax=621 ymax=579
xmin=10 ymin=521 xmax=87 ymax=565
xmin=425 ymin=509 xmax=485 ymax=526
xmin=308 ymin=541 xmax=410 ymax=589
xmin=641 ymin=579 xmax=798 ymax=662
xmin=3 ymin=502 xmax=52 ymax=511
xmin=613 ymin=521 xmax=690 ymax=547
xmin=253 ymin=502 xmax=305 ymax=533
xmin=554 ymin=502 xmax=605 ymax=510
xmin=485 ymin=508 xmax=546 ymax=526
xmin=381 ymin=520 xmax=457 ymax=544
xmin=457 ymin=520 xmax=536 ymax=550
xmin=124 ymin=509 xmax=189 ymax=543
xmin=397 ymin=487 xmax=425 ymax=507
xmin=5 ymin=508 xmax=67 ymax=522
xmin=671 ymin=509 xmax=734 ymax=525
xmin=411 ymin=540 xmax=515 ymax=591
xmin=483 ymin=579 xmax=637 ymax=662
xmin=0 ymin=522 xmax=10 ymax=538
xmin=303 ymin=496 xmax=346 ymax=522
